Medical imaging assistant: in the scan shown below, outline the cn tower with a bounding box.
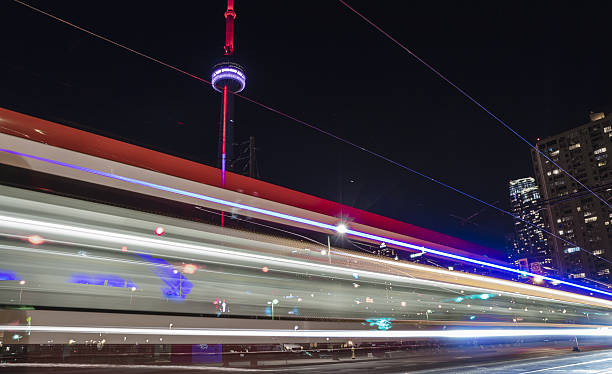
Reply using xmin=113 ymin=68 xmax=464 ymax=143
xmin=211 ymin=0 xmax=246 ymax=191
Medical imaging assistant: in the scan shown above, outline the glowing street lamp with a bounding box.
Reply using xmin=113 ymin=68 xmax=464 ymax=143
xmin=267 ymin=298 xmax=279 ymax=320
xmin=18 ymin=280 xmax=25 ymax=303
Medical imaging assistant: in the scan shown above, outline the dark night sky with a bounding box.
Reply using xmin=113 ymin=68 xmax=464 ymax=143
xmin=2 ymin=1 xmax=612 ymax=251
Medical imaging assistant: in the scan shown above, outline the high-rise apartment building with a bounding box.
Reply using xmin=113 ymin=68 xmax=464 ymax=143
xmin=532 ymin=112 xmax=612 ymax=282
xmin=508 ymin=177 xmax=553 ymax=275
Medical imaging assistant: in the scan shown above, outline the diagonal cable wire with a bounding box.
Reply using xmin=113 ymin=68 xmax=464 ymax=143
xmin=12 ymin=0 xmax=210 ymax=85
xmin=12 ymin=0 xmax=612 ymax=269
xmin=337 ymin=0 xmax=612 ymax=212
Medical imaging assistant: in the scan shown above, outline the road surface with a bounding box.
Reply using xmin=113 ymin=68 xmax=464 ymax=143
xmin=2 ymin=347 xmax=612 ymax=373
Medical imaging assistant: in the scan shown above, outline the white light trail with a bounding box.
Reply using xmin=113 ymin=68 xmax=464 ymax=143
xmin=1 ymin=325 xmax=611 ymax=338
xmin=335 ymin=251 xmax=612 ymax=308
xmin=0 ymin=212 xmax=611 ymax=308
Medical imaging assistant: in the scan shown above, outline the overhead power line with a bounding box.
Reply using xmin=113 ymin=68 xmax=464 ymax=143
xmin=12 ymin=0 xmax=612 ymax=269
xmin=12 ymin=0 xmax=209 ymax=85
xmin=337 ymin=0 xmax=612 ymax=213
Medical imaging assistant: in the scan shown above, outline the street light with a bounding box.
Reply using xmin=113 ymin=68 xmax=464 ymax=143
xmin=267 ymin=299 xmax=279 ymax=320
xmin=18 ymin=280 xmax=25 ymax=303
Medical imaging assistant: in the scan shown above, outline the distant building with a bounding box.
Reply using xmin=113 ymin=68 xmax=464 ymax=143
xmin=532 ymin=112 xmax=612 ymax=282
xmin=508 ymin=177 xmax=553 ymax=275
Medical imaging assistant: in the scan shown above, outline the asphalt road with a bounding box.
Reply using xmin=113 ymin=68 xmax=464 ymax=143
xmin=2 ymin=347 xmax=612 ymax=373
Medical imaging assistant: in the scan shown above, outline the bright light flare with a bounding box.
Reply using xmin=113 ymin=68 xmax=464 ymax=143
xmin=154 ymin=226 xmax=165 ymax=236
xmin=27 ymin=235 xmax=45 ymax=245
xmin=261 ymin=266 xmax=269 ymax=273
xmin=335 ymin=223 xmax=348 ymax=234
xmin=182 ymin=264 xmax=197 ymax=274
xmin=534 ymin=276 xmax=544 ymax=284
xmin=121 ymin=246 xmax=128 ymax=252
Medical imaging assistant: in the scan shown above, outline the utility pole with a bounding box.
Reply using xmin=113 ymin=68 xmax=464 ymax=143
xmin=248 ymin=136 xmax=255 ymax=178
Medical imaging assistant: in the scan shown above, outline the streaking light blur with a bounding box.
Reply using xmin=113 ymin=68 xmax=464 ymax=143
xmin=2 ymin=149 xmax=610 ymax=298
xmin=2 ymin=325 xmax=612 ymax=338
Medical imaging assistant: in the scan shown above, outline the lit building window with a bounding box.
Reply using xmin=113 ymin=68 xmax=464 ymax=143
xmin=598 ymin=161 xmax=607 ymax=167
xmin=547 ymin=171 xmax=552 ymax=176
xmin=550 ymin=150 xmax=559 ymax=156
xmin=585 ymin=216 xmax=598 ymax=223
xmin=605 ymin=126 xmax=612 ymax=133
xmin=558 ymin=230 xmax=564 ymax=235
xmin=552 ymin=169 xmax=560 ymax=175
xmin=594 ymin=147 xmax=607 ymax=155
xmin=593 ymin=249 xmax=604 ymax=255
xmin=564 ymin=247 xmax=580 ymax=254
xmin=569 ymin=272 xmax=586 ymax=278
xmin=569 ymin=143 xmax=581 ymax=150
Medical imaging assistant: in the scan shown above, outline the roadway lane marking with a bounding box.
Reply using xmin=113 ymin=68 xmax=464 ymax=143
xmin=519 ymin=357 xmax=612 ymax=373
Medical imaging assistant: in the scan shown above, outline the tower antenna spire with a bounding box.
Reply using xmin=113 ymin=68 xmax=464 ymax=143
xmin=224 ymin=0 xmax=236 ymax=56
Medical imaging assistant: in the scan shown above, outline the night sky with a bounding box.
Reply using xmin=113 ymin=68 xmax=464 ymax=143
xmin=2 ymin=1 xmax=612 ymax=251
